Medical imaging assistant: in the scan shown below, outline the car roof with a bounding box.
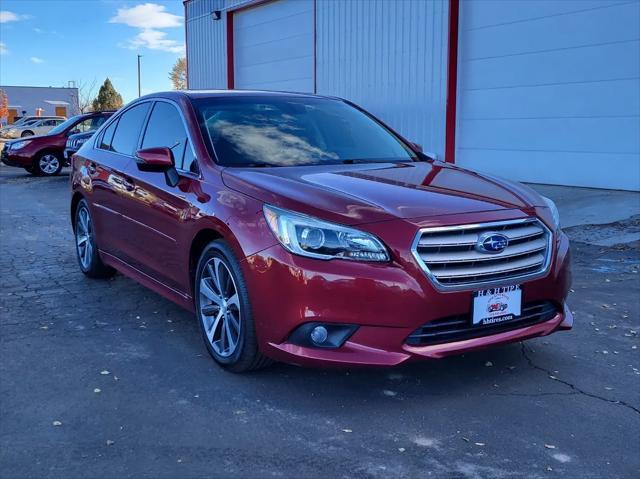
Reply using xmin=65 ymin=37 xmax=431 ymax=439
xmin=138 ymin=89 xmax=341 ymax=102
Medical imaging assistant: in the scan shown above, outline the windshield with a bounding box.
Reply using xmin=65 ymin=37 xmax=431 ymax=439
xmin=48 ymin=115 xmax=83 ymax=135
xmin=192 ymin=96 xmax=416 ymax=167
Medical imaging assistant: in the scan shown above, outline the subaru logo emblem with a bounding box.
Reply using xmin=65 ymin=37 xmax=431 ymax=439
xmin=476 ymin=232 xmax=509 ymax=254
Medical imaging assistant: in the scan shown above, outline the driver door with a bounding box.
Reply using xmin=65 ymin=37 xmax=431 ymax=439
xmin=119 ymin=100 xmax=201 ymax=294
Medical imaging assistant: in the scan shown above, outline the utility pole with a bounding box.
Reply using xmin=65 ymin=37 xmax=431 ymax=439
xmin=137 ymin=55 xmax=142 ymax=97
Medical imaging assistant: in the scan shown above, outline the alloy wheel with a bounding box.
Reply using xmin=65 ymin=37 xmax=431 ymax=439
xmin=75 ymin=206 xmax=94 ymax=270
xmin=39 ymin=154 xmax=60 ymax=175
xmin=199 ymin=257 xmax=241 ymax=358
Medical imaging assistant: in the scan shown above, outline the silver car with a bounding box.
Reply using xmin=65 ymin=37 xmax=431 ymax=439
xmin=0 ymin=118 xmax=66 ymax=139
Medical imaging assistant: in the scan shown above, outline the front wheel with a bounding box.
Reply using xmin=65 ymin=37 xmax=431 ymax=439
xmin=195 ymin=240 xmax=271 ymax=372
xmin=21 ymin=131 xmax=34 ymax=137
xmin=34 ymin=152 xmax=63 ymax=176
xmin=74 ymin=199 xmax=115 ymax=278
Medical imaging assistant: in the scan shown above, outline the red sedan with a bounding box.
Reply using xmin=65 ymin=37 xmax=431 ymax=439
xmin=1 ymin=111 xmax=113 ymax=176
xmin=70 ymin=91 xmax=572 ymax=372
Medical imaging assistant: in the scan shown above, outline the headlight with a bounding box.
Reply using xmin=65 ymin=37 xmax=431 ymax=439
xmin=263 ymin=205 xmax=390 ymax=262
xmin=542 ymin=196 xmax=560 ymax=229
xmin=11 ymin=140 xmax=31 ymax=150
xmin=7 ymin=129 xmax=17 ymax=134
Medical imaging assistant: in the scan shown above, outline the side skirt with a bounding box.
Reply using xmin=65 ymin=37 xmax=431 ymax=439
xmin=100 ymin=250 xmax=195 ymax=313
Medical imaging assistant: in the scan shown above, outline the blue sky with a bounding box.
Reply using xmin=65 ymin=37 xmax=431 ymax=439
xmin=0 ymin=1 xmax=185 ymax=103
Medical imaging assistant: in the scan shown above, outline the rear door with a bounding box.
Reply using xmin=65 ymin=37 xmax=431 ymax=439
xmin=120 ymin=99 xmax=201 ymax=293
xmin=34 ymin=120 xmax=52 ymax=135
xmin=84 ymin=102 xmax=151 ymax=260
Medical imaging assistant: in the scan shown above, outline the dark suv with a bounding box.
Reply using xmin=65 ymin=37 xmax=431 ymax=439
xmin=1 ymin=111 xmax=114 ymax=176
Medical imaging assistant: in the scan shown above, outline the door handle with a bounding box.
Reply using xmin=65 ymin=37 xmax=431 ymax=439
xmin=122 ymin=178 xmax=135 ymax=191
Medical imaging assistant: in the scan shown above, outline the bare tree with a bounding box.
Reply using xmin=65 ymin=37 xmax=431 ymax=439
xmin=73 ymin=79 xmax=98 ymax=113
xmin=170 ymin=58 xmax=187 ymax=90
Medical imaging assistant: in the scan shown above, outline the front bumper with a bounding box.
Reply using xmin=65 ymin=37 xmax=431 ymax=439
xmin=0 ymin=132 xmax=20 ymax=139
xmin=243 ymin=226 xmax=572 ymax=367
xmin=0 ymin=147 xmax=31 ymax=167
xmin=64 ymin=148 xmax=77 ymax=161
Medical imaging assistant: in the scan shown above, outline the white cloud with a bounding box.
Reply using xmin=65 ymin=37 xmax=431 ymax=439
xmin=110 ymin=3 xmax=184 ymax=54
xmin=0 ymin=11 xmax=28 ymax=23
xmin=0 ymin=42 xmax=7 ymax=55
xmin=109 ymin=3 xmax=182 ymax=29
xmin=126 ymin=28 xmax=184 ymax=54
xmin=30 ymin=56 xmax=44 ymax=64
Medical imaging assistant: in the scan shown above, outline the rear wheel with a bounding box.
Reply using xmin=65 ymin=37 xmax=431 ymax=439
xmin=74 ymin=199 xmax=115 ymax=278
xmin=195 ymin=240 xmax=271 ymax=372
xmin=34 ymin=152 xmax=62 ymax=176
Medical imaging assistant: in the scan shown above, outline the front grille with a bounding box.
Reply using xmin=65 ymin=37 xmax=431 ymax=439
xmin=412 ymin=218 xmax=552 ymax=290
xmin=406 ymin=300 xmax=559 ymax=346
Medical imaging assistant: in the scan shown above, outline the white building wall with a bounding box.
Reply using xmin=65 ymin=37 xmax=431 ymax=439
xmin=316 ymin=0 xmax=449 ymax=158
xmin=186 ymin=0 xmax=450 ymax=158
xmin=0 ymin=85 xmax=80 ymax=117
xmin=455 ymin=0 xmax=640 ymax=191
xmin=185 ymin=0 xmax=228 ymax=89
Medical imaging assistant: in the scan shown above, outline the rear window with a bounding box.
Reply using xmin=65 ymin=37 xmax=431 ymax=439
xmin=99 ymin=120 xmax=118 ymax=150
xmin=109 ymin=103 xmax=150 ymax=155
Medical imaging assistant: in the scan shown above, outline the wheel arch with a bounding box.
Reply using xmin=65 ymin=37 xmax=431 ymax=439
xmin=187 ymin=219 xmax=249 ymax=294
xmin=70 ymin=192 xmax=85 ymax=231
xmin=34 ymin=148 xmax=63 ymax=161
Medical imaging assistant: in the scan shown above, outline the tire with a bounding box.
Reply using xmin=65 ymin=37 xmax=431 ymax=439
xmin=74 ymin=199 xmax=115 ymax=278
xmin=34 ymin=152 xmax=63 ymax=176
xmin=195 ymin=240 xmax=271 ymax=372
xmin=21 ymin=131 xmax=34 ymax=137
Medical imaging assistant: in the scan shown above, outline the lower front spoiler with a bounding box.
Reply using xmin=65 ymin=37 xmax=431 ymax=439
xmin=265 ymin=304 xmax=573 ymax=367
xmin=1 ymin=151 xmax=29 ymax=167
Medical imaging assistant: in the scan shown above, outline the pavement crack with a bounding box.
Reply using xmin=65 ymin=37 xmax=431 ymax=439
xmin=520 ymin=342 xmax=640 ymax=415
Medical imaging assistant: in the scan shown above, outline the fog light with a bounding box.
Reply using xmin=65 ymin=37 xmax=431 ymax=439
xmin=288 ymin=323 xmax=359 ymax=349
xmin=310 ymin=325 xmax=328 ymax=344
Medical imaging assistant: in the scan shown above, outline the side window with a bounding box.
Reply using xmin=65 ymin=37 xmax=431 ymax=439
xmin=110 ymin=103 xmax=151 ymax=155
xmin=141 ymin=102 xmax=193 ymax=171
xmin=99 ymin=119 xmax=118 ymax=150
xmin=92 ymin=116 xmax=108 ymax=129
xmin=182 ymin=140 xmax=198 ymax=174
xmin=74 ymin=116 xmax=104 ymax=133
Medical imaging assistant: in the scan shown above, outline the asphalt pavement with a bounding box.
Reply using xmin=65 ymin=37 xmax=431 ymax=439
xmin=0 ymin=167 xmax=638 ymax=479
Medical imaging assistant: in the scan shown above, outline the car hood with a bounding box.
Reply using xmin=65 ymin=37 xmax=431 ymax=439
xmin=221 ymin=161 xmax=547 ymax=225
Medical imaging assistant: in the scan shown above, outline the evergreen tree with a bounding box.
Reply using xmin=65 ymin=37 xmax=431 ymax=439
xmin=92 ymin=78 xmax=124 ymax=111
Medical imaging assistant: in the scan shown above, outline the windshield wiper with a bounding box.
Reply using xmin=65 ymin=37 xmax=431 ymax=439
xmin=340 ymin=159 xmax=388 ymax=164
xmin=232 ymin=162 xmax=280 ymax=168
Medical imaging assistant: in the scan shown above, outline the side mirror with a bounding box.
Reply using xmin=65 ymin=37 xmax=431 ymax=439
xmin=135 ymin=147 xmax=180 ymax=187
xmin=411 ymin=142 xmax=423 ymax=153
